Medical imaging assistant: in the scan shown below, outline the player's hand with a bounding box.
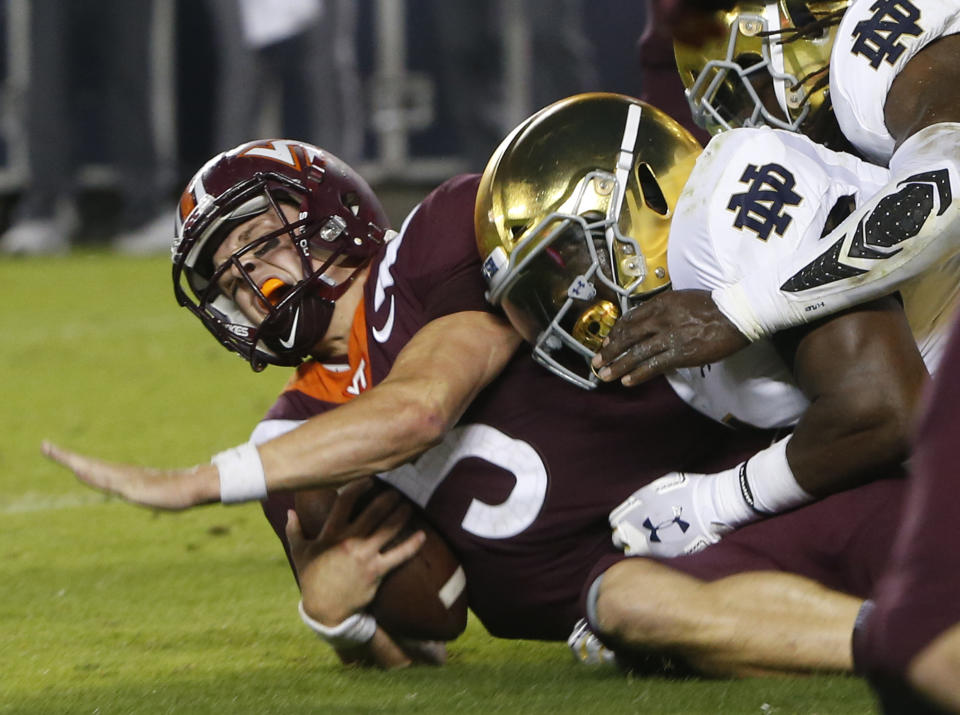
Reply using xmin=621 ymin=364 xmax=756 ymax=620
xmin=609 ymin=472 xmax=732 ymax=558
xmin=591 ymin=289 xmax=749 ymax=386
xmin=287 ymin=481 xmax=426 ymax=626
xmin=41 ymin=440 xmax=218 ymax=510
xmin=394 ymin=638 xmax=448 ymax=666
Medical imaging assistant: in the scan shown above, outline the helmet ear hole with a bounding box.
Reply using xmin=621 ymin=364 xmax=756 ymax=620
xmin=636 ymin=164 xmax=668 ymax=216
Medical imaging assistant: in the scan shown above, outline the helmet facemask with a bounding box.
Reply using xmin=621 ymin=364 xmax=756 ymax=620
xmin=174 ymin=171 xmax=370 ymax=371
xmin=677 ymin=2 xmax=847 ymax=135
xmin=486 ymin=170 xmax=665 ymax=390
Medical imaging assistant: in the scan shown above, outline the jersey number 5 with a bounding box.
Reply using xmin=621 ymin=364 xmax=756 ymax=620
xmin=380 ymin=424 xmax=548 ymax=539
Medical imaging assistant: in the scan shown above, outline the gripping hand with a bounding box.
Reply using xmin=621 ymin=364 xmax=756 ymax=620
xmin=609 ymin=472 xmax=732 ymax=558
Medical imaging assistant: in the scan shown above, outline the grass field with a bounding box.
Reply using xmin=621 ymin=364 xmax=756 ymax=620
xmin=1 ymin=252 xmax=878 ymax=713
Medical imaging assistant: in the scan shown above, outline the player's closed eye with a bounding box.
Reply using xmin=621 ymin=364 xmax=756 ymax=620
xmin=253 ymin=236 xmax=281 ymax=257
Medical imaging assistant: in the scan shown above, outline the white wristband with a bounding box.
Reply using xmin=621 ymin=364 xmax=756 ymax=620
xmin=710 ymin=436 xmax=812 ymax=527
xmin=298 ymin=600 xmax=377 ymax=647
xmin=743 ymin=436 xmax=813 ymax=515
xmin=211 ymin=442 xmax=267 ymax=504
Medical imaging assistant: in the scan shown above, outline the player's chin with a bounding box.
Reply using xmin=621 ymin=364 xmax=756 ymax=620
xmin=233 ymin=296 xmax=267 ymax=326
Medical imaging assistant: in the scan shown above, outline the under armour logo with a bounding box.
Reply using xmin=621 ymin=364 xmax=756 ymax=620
xmin=850 ymin=0 xmax=922 ymax=69
xmin=567 ymin=275 xmax=597 ymax=301
xmin=642 ymin=514 xmax=690 ymax=543
xmin=727 ymin=163 xmax=802 ymax=241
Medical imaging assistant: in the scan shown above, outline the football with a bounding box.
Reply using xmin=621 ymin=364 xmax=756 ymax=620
xmin=294 ymin=479 xmax=468 ymax=642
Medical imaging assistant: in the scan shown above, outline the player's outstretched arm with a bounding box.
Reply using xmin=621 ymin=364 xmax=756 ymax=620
xmin=41 ymin=440 xmax=220 ymax=510
xmin=257 ymin=311 xmax=521 ymax=491
xmin=43 ymin=311 xmax=521 ymax=510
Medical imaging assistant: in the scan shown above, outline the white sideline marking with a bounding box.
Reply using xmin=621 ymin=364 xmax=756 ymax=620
xmin=439 ymin=565 xmax=466 ymax=609
xmin=0 ymin=492 xmax=105 ymax=514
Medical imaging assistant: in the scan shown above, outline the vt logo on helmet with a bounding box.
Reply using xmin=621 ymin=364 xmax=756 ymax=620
xmin=171 ymin=139 xmax=388 ymax=371
xmin=474 ymin=93 xmax=701 ymax=389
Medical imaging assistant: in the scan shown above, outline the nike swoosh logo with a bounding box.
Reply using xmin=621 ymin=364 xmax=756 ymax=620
xmin=372 ymin=296 xmax=395 ymax=343
xmin=279 ymin=308 xmax=301 ymax=349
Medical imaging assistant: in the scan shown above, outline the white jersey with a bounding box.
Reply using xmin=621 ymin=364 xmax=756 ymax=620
xmin=831 ymin=0 xmax=960 ymax=164
xmin=666 ymin=126 xmax=924 ymax=428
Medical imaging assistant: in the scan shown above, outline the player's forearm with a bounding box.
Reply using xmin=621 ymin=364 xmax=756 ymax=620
xmin=47 ymin=354 xmax=506 ymax=508
xmin=714 ymin=124 xmax=960 ymax=340
xmin=200 ymin=384 xmax=457 ymax=505
xmin=209 ymin=312 xmax=520 ymax=501
xmin=255 ymin=314 xmax=520 ymax=493
xmin=783 ymin=298 xmax=927 ymax=496
xmin=667 ymin=300 xmax=926 ymax=529
xmin=786 ymin=394 xmax=912 ymax=497
xmin=258 ymin=383 xmax=453 ymax=491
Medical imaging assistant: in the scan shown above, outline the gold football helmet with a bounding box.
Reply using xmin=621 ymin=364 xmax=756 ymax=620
xmin=475 ymin=92 xmax=701 ymax=389
xmin=674 ymin=1 xmax=848 ymax=135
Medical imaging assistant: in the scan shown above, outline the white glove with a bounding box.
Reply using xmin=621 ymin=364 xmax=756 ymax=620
xmin=567 ymin=618 xmax=617 ymax=666
xmin=609 ymin=472 xmax=733 ymax=558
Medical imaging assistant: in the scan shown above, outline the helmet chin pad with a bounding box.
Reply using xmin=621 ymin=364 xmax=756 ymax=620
xmin=256 ymin=290 xmax=335 ymax=361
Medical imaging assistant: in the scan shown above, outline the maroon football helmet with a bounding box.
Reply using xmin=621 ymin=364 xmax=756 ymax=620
xmin=172 ymin=139 xmax=388 ymax=370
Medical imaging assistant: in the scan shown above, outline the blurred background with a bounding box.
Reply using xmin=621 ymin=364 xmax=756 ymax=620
xmin=0 ymin=0 xmax=704 ymax=255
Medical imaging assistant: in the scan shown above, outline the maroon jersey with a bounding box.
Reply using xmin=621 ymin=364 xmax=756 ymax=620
xmin=854 ymin=310 xmax=960 ymax=682
xmin=258 ymin=174 xmax=776 ymax=641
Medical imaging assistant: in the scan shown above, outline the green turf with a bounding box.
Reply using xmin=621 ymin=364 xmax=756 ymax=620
xmin=1 ymin=252 xmax=878 ymax=713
